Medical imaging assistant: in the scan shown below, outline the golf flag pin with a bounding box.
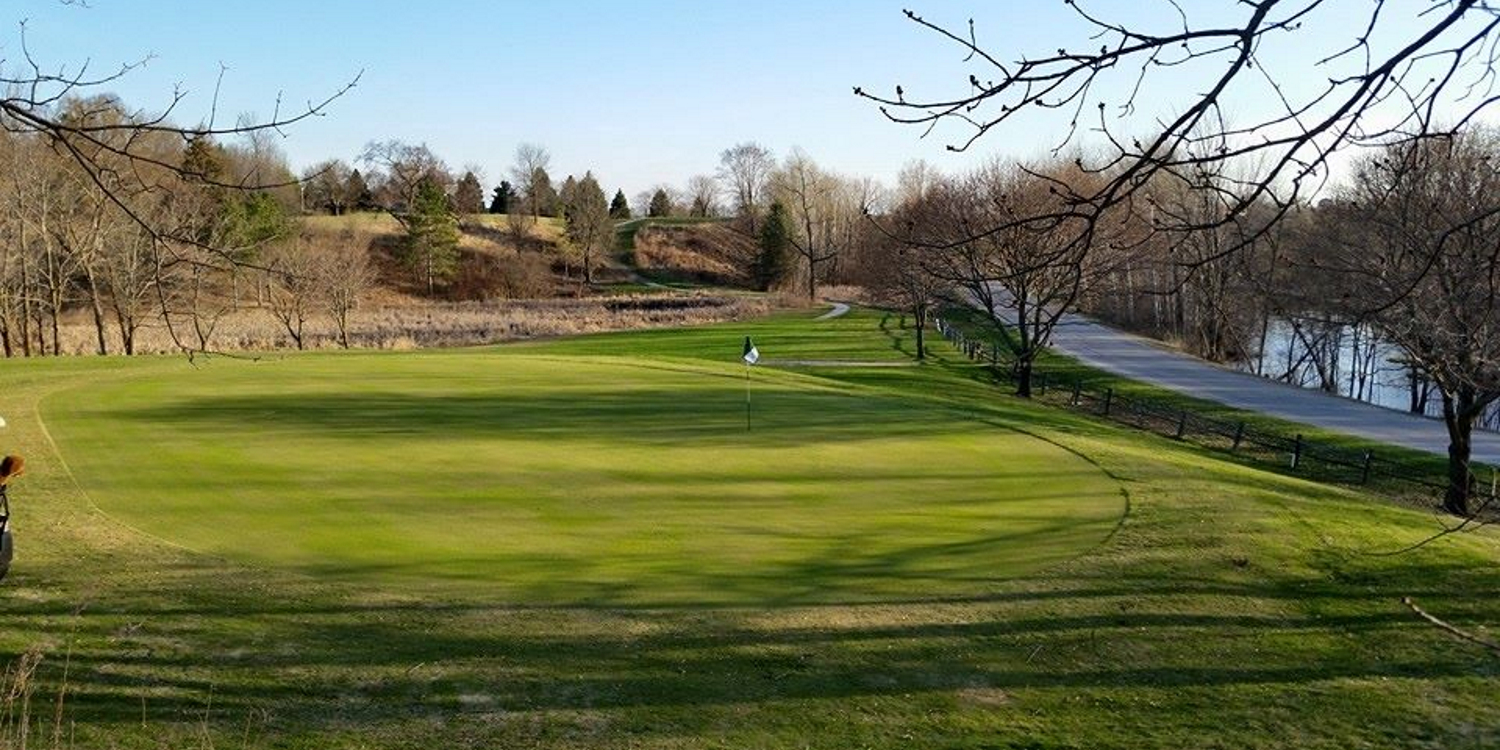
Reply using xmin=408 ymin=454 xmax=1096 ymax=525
xmin=742 ymin=336 xmax=760 ymax=365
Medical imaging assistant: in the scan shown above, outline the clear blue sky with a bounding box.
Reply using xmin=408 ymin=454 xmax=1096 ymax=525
xmin=7 ymin=1 xmax=1492 ymax=199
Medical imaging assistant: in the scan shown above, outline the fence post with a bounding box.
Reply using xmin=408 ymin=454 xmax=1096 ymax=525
xmin=1102 ymin=388 xmax=1114 ymax=417
xmin=1232 ymin=421 xmax=1245 ymax=451
xmin=1291 ymin=434 xmax=1304 ymax=470
xmin=1361 ymin=451 xmax=1373 ymax=484
xmin=1175 ymin=410 xmax=1188 ymax=439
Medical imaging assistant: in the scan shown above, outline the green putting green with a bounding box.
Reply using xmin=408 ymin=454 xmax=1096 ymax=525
xmin=41 ymin=348 xmax=1122 ymax=606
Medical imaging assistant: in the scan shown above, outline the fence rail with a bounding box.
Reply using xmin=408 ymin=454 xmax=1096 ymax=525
xmin=933 ymin=316 xmax=1492 ymax=506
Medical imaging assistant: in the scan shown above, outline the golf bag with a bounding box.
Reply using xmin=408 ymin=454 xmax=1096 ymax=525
xmin=0 ymin=485 xmax=11 ymax=582
xmin=0 ymin=455 xmax=23 ymax=583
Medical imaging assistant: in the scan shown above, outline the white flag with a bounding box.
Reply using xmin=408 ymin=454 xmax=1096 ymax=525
xmin=742 ymin=336 xmax=759 ymax=365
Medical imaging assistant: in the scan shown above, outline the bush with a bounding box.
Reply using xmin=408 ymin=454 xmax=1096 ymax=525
xmin=448 ymin=251 xmax=555 ymax=300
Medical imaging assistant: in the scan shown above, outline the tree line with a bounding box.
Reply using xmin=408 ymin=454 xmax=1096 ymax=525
xmin=0 ymin=94 xmax=375 ymax=355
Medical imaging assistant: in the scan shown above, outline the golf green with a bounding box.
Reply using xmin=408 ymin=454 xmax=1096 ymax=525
xmin=40 ymin=349 xmax=1123 ymax=606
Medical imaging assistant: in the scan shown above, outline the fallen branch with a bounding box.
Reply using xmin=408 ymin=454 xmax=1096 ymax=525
xmin=1402 ymin=596 xmax=1500 ymax=654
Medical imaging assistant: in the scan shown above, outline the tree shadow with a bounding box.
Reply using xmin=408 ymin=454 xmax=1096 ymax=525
xmin=100 ymin=384 xmax=982 ymax=447
xmin=5 ymin=553 xmax=1498 ymax=743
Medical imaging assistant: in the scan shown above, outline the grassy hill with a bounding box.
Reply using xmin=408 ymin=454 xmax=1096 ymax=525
xmin=613 ymin=217 xmax=755 ymax=287
xmin=1 ymin=308 xmax=1497 ymax=747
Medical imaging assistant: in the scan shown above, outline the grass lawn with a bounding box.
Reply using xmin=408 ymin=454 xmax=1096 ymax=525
xmin=0 ymin=307 xmax=1498 ymax=748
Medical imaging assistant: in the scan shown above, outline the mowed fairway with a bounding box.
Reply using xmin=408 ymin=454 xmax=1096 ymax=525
xmin=2 ymin=307 xmax=1499 ymax=749
xmin=42 ymin=337 xmax=1122 ymax=605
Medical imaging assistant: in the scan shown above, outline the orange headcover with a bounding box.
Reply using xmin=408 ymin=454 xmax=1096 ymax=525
xmin=0 ymin=455 xmax=24 ymax=486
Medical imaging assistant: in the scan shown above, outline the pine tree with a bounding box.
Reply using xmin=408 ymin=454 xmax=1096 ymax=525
xmin=488 ymin=181 xmax=515 ymax=214
xmin=757 ymin=201 xmax=795 ymax=291
xmin=609 ymin=189 xmax=630 ymax=219
xmin=528 ymin=167 xmax=558 ymax=217
xmin=648 ymin=188 xmax=672 ymax=217
xmin=398 ymin=178 xmax=461 ymax=295
xmin=347 ymin=169 xmax=376 ymax=212
xmin=181 ymin=136 xmax=225 ymax=184
xmin=453 ymin=171 xmax=485 ymax=215
xmin=558 ymin=175 xmax=580 ymax=219
xmin=564 ymin=173 xmax=611 ymax=284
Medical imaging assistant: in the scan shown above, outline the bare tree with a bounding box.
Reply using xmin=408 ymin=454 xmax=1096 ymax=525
xmin=1303 ymin=130 xmax=1500 ymax=515
xmin=316 ymin=231 xmax=375 ymax=349
xmin=770 ymin=151 xmax=863 ymax=301
xmin=99 ymin=224 xmax=159 ymax=356
xmin=858 ymin=4 xmax=1500 ymax=302
xmin=0 ymin=13 xmax=356 ymax=356
xmin=358 ymin=141 xmax=449 ymax=211
xmin=264 ymin=241 xmax=319 ymax=350
xmin=864 ymin=168 xmax=950 ymax=359
xmin=511 ymin=143 xmax=552 ymax=220
xmin=718 ymin=142 xmax=775 ymax=230
xmin=301 ymin=159 xmax=356 ymax=215
xmin=686 ymin=174 xmax=720 ymax=217
xmin=912 ymin=161 xmax=1113 ymax=396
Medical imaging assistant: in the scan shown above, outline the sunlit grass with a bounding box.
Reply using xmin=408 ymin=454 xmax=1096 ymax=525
xmin=0 ymin=307 xmax=1494 ymax=749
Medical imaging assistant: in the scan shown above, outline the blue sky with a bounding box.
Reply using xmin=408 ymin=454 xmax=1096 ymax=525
xmin=11 ymin=0 xmax=1000 ymax=196
xmin=7 ymin=1 xmax=1494 ymax=199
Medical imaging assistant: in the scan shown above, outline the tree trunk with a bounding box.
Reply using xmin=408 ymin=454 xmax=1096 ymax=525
xmin=914 ymin=304 xmax=926 ymax=361
xmin=18 ymin=253 xmax=31 ymax=358
xmin=1442 ymin=387 xmax=1477 ymax=516
xmin=87 ymin=276 xmax=108 ymax=356
xmin=1015 ymin=356 xmax=1034 ymax=398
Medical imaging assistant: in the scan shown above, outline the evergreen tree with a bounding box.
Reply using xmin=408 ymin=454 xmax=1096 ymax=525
xmin=564 ymin=172 xmax=612 ymax=284
xmin=558 ymin=174 xmax=580 ymax=219
xmin=488 ymin=181 xmax=515 ymax=214
xmin=222 ymin=191 xmax=292 ymax=249
xmin=609 ymin=189 xmax=630 ymax=219
xmin=756 ymin=201 xmax=795 ymax=291
xmin=346 ymin=169 xmax=376 ymax=212
xmin=181 ymin=136 xmax=229 ymax=244
xmin=452 ymin=171 xmax=485 ymax=214
xmin=182 ymin=136 xmax=226 ymax=184
xmin=398 ymin=178 xmax=461 ymax=295
xmin=648 ymin=188 xmax=672 ymax=217
xmin=528 ymin=167 xmax=559 ymax=217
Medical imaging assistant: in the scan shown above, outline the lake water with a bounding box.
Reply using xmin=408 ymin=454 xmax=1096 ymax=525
xmin=1239 ymin=318 xmax=1500 ymax=432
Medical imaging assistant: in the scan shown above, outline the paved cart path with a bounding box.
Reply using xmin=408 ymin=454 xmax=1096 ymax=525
xmin=817 ymin=302 xmax=852 ymax=320
xmin=1034 ymin=311 xmax=1500 ymax=464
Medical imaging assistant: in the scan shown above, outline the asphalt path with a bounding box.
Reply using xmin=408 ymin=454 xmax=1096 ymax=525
xmin=1037 ymin=311 xmax=1500 ymax=464
xmin=817 ymin=302 xmax=852 ymax=320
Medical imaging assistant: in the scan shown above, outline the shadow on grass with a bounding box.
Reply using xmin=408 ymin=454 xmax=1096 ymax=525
xmin=5 ymin=555 xmax=1499 ymax=737
xmin=101 ymin=385 xmax=988 ymax=447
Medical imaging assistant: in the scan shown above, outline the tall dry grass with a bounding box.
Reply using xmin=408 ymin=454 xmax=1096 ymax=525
xmin=0 ymin=646 xmax=69 ymax=750
xmin=39 ymin=293 xmax=772 ymax=357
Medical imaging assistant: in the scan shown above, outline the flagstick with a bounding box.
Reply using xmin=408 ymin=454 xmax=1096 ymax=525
xmin=744 ymin=361 xmax=752 ymax=432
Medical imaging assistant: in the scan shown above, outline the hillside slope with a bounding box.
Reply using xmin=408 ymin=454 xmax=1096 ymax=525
xmin=626 ymin=220 xmax=757 ymax=286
